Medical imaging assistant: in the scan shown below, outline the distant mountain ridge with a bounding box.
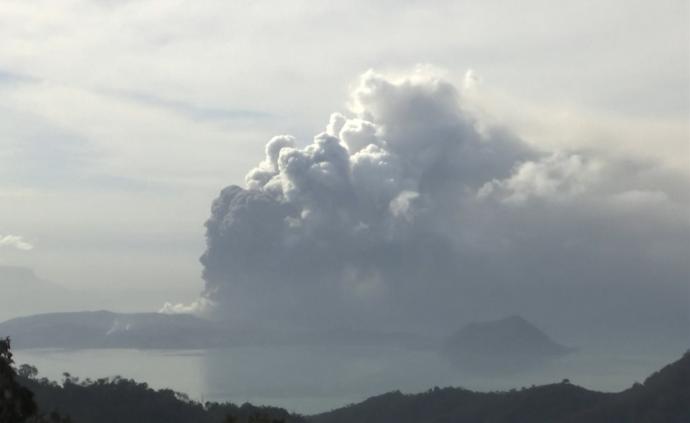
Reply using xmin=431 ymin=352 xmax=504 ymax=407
xmin=0 ymin=310 xmax=433 ymax=350
xmin=0 ymin=266 xmax=69 ymax=297
xmin=0 ymin=311 xmax=222 ymax=349
xmin=0 ymin=265 xmax=73 ymax=323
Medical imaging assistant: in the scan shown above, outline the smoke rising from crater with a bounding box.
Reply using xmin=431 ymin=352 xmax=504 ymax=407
xmin=178 ymin=69 xmax=689 ymax=340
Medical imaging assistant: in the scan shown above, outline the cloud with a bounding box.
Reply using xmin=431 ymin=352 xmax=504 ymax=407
xmin=0 ymin=234 xmax=33 ymax=251
xmin=189 ymin=69 xmax=689 ymax=343
xmin=159 ymin=297 xmax=215 ymax=315
xmin=111 ymin=90 xmax=273 ymax=123
xmin=478 ymin=153 xmax=604 ymax=204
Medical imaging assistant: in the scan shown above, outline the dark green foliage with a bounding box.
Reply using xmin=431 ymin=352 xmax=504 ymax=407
xmin=19 ymin=374 xmax=302 ymax=423
xmin=311 ymin=384 xmax=610 ymax=423
xmin=1 ymin=337 xmax=71 ymax=423
xmin=311 ymin=352 xmax=690 ymax=423
xmin=0 ymin=337 xmax=37 ymax=422
xmin=558 ymin=351 xmax=690 ymax=423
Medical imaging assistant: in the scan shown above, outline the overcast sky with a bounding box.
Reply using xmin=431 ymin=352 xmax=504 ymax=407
xmin=0 ymin=0 xmax=687 ymax=320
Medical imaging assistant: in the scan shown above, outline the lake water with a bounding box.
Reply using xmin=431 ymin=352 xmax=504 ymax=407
xmin=14 ymin=346 xmax=682 ymax=415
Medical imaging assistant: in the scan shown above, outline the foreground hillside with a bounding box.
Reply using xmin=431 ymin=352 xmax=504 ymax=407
xmin=312 ymin=351 xmax=690 ymax=423
xmin=557 ymin=351 xmax=690 ymax=423
xmin=20 ymin=375 xmax=305 ymax=423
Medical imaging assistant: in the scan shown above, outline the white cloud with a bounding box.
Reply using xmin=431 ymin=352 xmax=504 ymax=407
xmin=478 ymin=153 xmax=604 ymax=204
xmin=159 ymin=297 xmax=215 ymax=316
xmin=0 ymin=234 xmax=33 ymax=251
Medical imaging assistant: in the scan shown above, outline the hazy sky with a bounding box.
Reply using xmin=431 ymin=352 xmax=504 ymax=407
xmin=0 ymin=0 xmax=687 ymax=321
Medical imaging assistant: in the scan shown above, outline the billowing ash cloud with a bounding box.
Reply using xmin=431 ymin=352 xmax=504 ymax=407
xmin=188 ymin=69 xmax=689 ymax=341
xmin=194 ymin=70 xmax=525 ymax=327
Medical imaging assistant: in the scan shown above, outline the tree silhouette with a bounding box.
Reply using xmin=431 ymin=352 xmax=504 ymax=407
xmin=18 ymin=365 xmax=38 ymax=380
xmin=0 ymin=337 xmax=38 ymax=422
xmin=0 ymin=338 xmax=72 ymax=423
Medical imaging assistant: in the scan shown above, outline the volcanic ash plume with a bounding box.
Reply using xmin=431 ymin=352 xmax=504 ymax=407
xmin=194 ymin=69 xmax=529 ymax=328
xmin=177 ymin=69 xmax=689 ymax=339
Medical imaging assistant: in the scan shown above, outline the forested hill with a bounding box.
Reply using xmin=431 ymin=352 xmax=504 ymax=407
xmin=311 ymin=351 xmax=690 ymax=423
xmin=310 ymin=384 xmax=610 ymax=423
xmin=557 ymin=351 xmax=690 ymax=423
xmin=16 ymin=372 xmax=305 ymax=423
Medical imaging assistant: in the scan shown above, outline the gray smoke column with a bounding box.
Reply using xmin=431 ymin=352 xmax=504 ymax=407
xmin=194 ymin=69 xmax=529 ymax=329
xmin=183 ymin=69 xmax=689 ymax=341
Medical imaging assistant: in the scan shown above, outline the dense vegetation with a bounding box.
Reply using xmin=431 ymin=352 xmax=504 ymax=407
xmin=312 ymin=351 xmax=690 ymax=423
xmin=0 ymin=337 xmax=70 ymax=422
xmin=2 ymin=336 xmax=689 ymax=423
xmin=0 ymin=337 xmax=37 ymax=422
xmin=312 ymin=384 xmax=611 ymax=423
xmin=20 ymin=374 xmax=302 ymax=423
xmin=557 ymin=351 xmax=690 ymax=423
